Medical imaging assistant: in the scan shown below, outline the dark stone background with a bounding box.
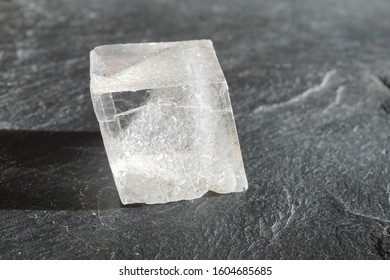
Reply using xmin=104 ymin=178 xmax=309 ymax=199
xmin=1 ymin=0 xmax=390 ymax=259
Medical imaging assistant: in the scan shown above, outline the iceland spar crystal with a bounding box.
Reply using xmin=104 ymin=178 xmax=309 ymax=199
xmin=90 ymin=40 xmax=247 ymax=204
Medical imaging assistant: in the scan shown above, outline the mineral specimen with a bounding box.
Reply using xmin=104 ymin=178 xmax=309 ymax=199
xmin=90 ymin=40 xmax=247 ymax=204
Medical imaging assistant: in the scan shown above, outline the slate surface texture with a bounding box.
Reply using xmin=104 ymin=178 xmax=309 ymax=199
xmin=1 ymin=0 xmax=390 ymax=259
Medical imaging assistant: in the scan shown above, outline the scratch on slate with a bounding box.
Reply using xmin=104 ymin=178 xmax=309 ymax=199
xmin=254 ymin=69 xmax=338 ymax=113
xmin=323 ymin=85 xmax=345 ymax=114
xmin=270 ymin=184 xmax=299 ymax=240
xmin=330 ymin=192 xmax=390 ymax=224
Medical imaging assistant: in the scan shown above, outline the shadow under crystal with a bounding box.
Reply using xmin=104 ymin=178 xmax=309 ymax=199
xmin=0 ymin=130 xmax=122 ymax=211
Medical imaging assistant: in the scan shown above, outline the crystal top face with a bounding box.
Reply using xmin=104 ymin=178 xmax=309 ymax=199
xmin=90 ymin=40 xmax=248 ymax=204
xmin=90 ymin=40 xmax=226 ymax=94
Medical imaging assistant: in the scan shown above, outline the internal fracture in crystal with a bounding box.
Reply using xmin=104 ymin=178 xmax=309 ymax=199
xmin=90 ymin=40 xmax=248 ymax=204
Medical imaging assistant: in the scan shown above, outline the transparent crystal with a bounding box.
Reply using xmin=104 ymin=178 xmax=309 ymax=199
xmin=90 ymin=40 xmax=248 ymax=204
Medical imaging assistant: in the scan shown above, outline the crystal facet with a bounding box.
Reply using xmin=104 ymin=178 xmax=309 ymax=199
xmin=90 ymin=40 xmax=248 ymax=204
